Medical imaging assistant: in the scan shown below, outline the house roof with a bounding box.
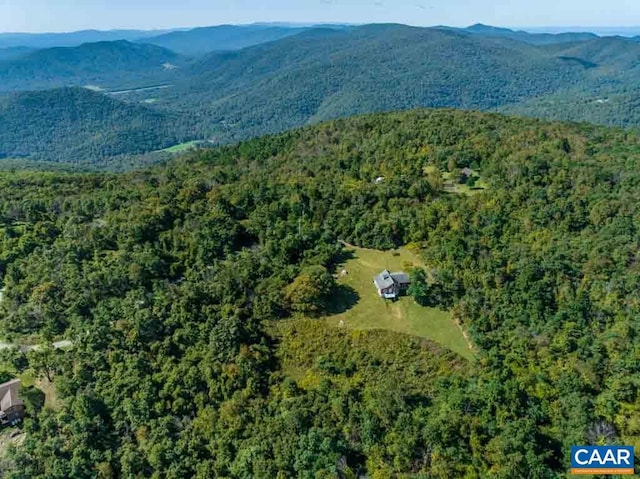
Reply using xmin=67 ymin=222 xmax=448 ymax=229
xmin=374 ymin=270 xmax=410 ymax=289
xmin=0 ymin=379 xmax=23 ymax=412
xmin=461 ymin=167 xmax=474 ymax=176
xmin=373 ymin=270 xmax=395 ymax=290
xmin=390 ymin=272 xmax=410 ymax=284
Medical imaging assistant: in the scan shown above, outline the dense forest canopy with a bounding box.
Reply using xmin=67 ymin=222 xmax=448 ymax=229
xmin=0 ymin=88 xmax=199 ymax=167
xmin=0 ymin=109 xmax=639 ymax=477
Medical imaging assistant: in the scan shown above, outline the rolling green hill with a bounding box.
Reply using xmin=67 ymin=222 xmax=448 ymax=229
xmin=0 ymin=40 xmax=184 ymax=92
xmin=1 ymin=109 xmax=640 ymax=477
xmin=0 ymin=87 xmax=195 ymax=165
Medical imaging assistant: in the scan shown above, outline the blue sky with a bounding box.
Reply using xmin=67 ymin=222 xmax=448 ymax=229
xmin=0 ymin=0 xmax=638 ymax=33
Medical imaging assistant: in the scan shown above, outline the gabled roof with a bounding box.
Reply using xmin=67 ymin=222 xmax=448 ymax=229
xmin=0 ymin=379 xmax=23 ymax=412
xmin=373 ymin=269 xmax=395 ymax=290
xmin=390 ymin=272 xmax=410 ymax=284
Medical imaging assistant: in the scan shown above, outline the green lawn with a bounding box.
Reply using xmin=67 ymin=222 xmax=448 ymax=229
xmin=324 ymin=245 xmax=474 ymax=360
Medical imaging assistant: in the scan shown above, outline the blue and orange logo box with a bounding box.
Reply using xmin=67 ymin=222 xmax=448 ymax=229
xmin=571 ymin=446 xmax=635 ymax=475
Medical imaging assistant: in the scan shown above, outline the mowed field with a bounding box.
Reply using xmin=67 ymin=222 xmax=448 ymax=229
xmin=161 ymin=140 xmax=200 ymax=153
xmin=324 ymin=246 xmax=474 ymax=360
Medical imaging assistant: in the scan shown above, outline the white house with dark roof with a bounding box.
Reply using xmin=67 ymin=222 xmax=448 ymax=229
xmin=373 ymin=270 xmax=410 ymax=299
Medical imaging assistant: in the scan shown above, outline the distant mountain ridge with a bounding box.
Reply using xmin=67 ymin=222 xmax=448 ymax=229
xmin=0 ymin=40 xmax=184 ymax=92
xmin=0 ymin=29 xmax=177 ymax=49
xmin=3 ymin=22 xmax=640 ymax=166
xmin=443 ymin=23 xmax=600 ymax=45
xmin=143 ymin=24 xmax=316 ymax=55
xmin=526 ymin=25 xmax=640 ymax=36
xmin=0 ymin=23 xmax=352 ymax=54
xmin=152 ymin=24 xmax=600 ymax=141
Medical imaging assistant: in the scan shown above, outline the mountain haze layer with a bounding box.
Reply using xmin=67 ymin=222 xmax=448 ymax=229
xmin=0 ymin=29 xmax=177 ymax=49
xmin=142 ymin=24 xmax=314 ymax=55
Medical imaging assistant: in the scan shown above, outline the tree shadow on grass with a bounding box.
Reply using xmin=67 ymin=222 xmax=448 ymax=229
xmin=332 ymin=248 xmax=356 ymax=269
xmin=326 ymin=284 xmax=360 ymax=315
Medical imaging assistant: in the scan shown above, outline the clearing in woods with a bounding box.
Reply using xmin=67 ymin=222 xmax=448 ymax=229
xmin=161 ymin=140 xmax=200 ymax=153
xmin=324 ymin=245 xmax=474 ymax=360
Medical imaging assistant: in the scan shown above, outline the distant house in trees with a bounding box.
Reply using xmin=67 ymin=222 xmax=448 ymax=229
xmin=461 ymin=167 xmax=474 ymax=178
xmin=373 ymin=270 xmax=411 ymax=299
xmin=0 ymin=379 xmax=25 ymax=426
xmin=459 ymin=167 xmax=478 ymax=186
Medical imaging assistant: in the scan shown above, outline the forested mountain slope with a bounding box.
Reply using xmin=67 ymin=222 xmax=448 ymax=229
xmin=1 ymin=109 xmax=639 ymax=477
xmin=0 ymin=46 xmax=34 ymax=61
xmin=499 ymin=88 xmax=640 ymax=127
xmin=551 ymin=36 xmax=640 ymax=71
xmin=154 ymin=24 xmax=640 ymax=143
xmin=159 ymin=24 xmax=589 ymax=142
xmin=0 ymin=40 xmax=184 ymax=92
xmin=0 ymin=87 xmax=195 ymax=164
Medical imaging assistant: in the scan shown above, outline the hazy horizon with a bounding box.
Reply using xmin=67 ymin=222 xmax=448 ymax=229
xmin=1 ymin=0 xmax=639 ymax=34
xmin=1 ymin=22 xmax=640 ymax=37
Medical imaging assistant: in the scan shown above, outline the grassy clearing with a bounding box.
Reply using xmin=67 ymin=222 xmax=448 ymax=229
xmin=442 ymin=171 xmax=487 ymax=196
xmin=424 ymin=165 xmax=488 ymax=196
xmin=324 ymin=245 xmax=474 ymax=360
xmin=35 ymin=378 xmax=60 ymax=411
xmin=161 ymin=141 xmax=200 ymax=153
xmin=271 ymin=319 xmax=469 ymax=389
xmin=83 ymin=85 xmax=105 ymax=92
